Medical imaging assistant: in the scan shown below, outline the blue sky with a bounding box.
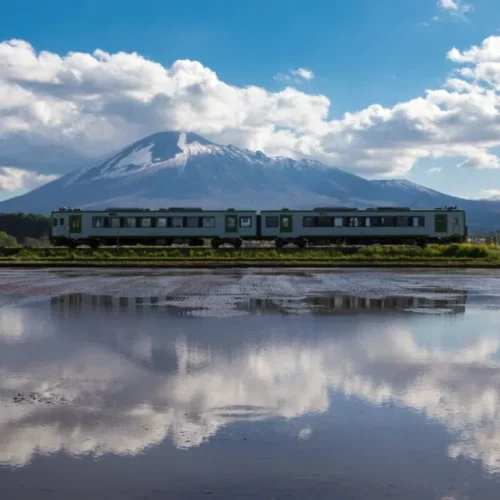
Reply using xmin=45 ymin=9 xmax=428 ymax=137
xmin=1 ymin=0 xmax=500 ymax=200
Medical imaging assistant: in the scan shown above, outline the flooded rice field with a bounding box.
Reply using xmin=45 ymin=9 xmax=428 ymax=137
xmin=2 ymin=268 xmax=500 ymax=499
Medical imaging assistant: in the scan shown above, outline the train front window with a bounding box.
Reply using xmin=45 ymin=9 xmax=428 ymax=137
xmin=240 ymin=216 xmax=252 ymax=228
xmin=60 ymin=218 xmax=64 ymax=225
xmin=53 ymin=218 xmax=58 ymax=226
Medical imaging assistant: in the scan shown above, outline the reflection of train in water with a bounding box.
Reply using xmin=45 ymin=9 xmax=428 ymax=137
xmin=50 ymin=205 xmax=467 ymax=249
xmin=50 ymin=291 xmax=467 ymax=317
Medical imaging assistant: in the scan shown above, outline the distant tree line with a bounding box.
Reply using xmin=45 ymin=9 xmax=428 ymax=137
xmin=0 ymin=213 xmax=51 ymax=245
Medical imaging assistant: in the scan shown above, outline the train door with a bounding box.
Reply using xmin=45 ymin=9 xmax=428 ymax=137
xmin=280 ymin=213 xmax=293 ymax=233
xmin=69 ymin=215 xmax=82 ymax=234
xmin=434 ymin=214 xmax=448 ymax=234
xmin=225 ymin=214 xmax=238 ymax=234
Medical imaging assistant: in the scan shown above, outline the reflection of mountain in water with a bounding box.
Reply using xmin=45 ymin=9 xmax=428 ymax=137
xmin=1 ymin=293 xmax=499 ymax=477
xmin=50 ymin=290 xmax=468 ymax=317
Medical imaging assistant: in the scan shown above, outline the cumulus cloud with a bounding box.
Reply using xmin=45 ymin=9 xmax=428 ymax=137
xmin=0 ymin=166 xmax=58 ymax=192
xmin=2 ymin=36 xmax=500 ymax=178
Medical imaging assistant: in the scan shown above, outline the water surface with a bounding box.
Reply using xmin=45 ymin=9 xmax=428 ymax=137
xmin=1 ymin=268 xmax=500 ymax=499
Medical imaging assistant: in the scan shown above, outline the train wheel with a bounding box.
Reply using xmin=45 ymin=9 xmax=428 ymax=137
xmin=275 ymin=239 xmax=285 ymax=249
xmin=233 ymin=238 xmax=243 ymax=249
xmin=67 ymin=240 xmax=77 ymax=249
xmin=296 ymin=237 xmax=307 ymax=249
xmin=211 ymin=238 xmax=222 ymax=249
xmin=89 ymin=240 xmax=100 ymax=250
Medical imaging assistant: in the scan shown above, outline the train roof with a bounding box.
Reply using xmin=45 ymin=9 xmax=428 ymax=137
xmin=52 ymin=205 xmax=464 ymax=213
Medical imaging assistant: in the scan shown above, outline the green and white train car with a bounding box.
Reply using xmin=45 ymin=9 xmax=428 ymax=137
xmin=260 ymin=206 xmax=467 ymax=247
xmin=50 ymin=205 xmax=467 ymax=248
xmin=50 ymin=207 xmax=257 ymax=249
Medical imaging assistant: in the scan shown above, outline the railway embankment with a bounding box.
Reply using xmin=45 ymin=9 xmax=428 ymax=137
xmin=0 ymin=244 xmax=500 ymax=268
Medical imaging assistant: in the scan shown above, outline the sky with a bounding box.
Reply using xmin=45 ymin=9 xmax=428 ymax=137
xmin=1 ymin=0 xmax=500 ymax=201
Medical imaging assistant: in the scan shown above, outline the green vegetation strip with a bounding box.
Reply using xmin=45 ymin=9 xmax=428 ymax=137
xmin=0 ymin=244 xmax=499 ymax=267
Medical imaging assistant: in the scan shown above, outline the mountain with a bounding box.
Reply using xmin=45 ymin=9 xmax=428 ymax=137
xmin=0 ymin=131 xmax=499 ymax=232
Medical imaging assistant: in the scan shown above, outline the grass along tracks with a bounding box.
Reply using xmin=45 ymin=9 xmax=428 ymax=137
xmin=0 ymin=244 xmax=500 ymax=268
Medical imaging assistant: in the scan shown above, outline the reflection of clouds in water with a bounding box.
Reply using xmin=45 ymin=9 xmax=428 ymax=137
xmin=298 ymin=428 xmax=312 ymax=440
xmin=0 ymin=309 xmax=25 ymax=343
xmin=1 ymin=319 xmax=500 ymax=475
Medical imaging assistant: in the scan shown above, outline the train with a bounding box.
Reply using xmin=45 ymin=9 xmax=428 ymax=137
xmin=50 ymin=205 xmax=467 ymax=249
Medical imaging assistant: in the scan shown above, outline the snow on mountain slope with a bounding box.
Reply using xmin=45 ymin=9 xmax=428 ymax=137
xmin=1 ymin=130 xmax=499 ymax=231
xmin=371 ymin=179 xmax=444 ymax=198
xmin=65 ymin=132 xmax=222 ymax=186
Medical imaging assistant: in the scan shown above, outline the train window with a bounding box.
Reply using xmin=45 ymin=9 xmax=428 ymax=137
xmin=412 ymin=217 xmax=425 ymax=227
xmin=187 ymin=217 xmax=200 ymax=228
xmin=172 ymin=216 xmax=184 ymax=228
xmin=240 ymin=216 xmax=252 ymax=228
xmin=156 ymin=217 xmax=167 ymax=228
xmin=92 ymin=217 xmax=103 ymax=228
xmin=59 ymin=218 xmax=64 ymax=225
xmin=317 ymin=216 xmax=333 ymax=227
xmin=53 ymin=218 xmax=58 ymax=226
xmin=302 ymin=216 xmax=314 ymax=228
xmin=126 ymin=217 xmax=136 ymax=228
xmin=349 ymin=217 xmax=366 ymax=227
xmin=334 ymin=217 xmax=343 ymax=227
xmin=381 ymin=217 xmax=396 ymax=227
xmin=397 ymin=216 xmax=410 ymax=227
xmin=141 ymin=218 xmax=152 ymax=228
xmin=110 ymin=217 xmax=120 ymax=228
xmin=266 ymin=216 xmax=279 ymax=227
xmin=202 ymin=217 xmax=215 ymax=228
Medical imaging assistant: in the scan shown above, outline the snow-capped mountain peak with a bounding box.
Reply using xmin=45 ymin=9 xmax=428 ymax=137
xmin=65 ymin=131 xmax=221 ymax=186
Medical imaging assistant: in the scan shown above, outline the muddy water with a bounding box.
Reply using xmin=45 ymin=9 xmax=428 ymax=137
xmin=1 ymin=268 xmax=500 ymax=499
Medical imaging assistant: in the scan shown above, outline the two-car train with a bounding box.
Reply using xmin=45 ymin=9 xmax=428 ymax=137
xmin=50 ymin=206 xmax=467 ymax=249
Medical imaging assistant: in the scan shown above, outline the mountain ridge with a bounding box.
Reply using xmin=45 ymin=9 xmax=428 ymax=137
xmin=0 ymin=131 xmax=499 ymax=232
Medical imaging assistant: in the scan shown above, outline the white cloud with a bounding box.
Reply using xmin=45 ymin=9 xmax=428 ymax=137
xmin=291 ymin=68 xmax=314 ymax=81
xmin=2 ymin=36 xmax=500 ymax=179
xmin=428 ymin=167 xmax=442 ymax=173
xmin=0 ymin=166 xmax=58 ymax=192
xmin=438 ymin=0 xmax=473 ymax=19
xmin=480 ymin=189 xmax=500 ymax=200
xmin=274 ymin=67 xmax=315 ymax=84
